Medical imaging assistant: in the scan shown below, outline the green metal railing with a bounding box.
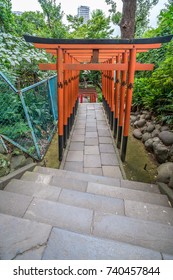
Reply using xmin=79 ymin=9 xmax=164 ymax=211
xmin=0 ymin=72 xmax=58 ymax=160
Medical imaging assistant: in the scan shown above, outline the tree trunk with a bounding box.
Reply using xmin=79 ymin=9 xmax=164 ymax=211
xmin=120 ymin=0 xmax=137 ymax=39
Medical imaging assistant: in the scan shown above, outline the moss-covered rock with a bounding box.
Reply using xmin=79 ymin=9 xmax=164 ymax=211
xmin=0 ymin=154 xmax=10 ymax=177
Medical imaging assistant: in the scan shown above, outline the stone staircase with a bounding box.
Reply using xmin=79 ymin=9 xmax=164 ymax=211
xmin=0 ymin=165 xmax=173 ymax=260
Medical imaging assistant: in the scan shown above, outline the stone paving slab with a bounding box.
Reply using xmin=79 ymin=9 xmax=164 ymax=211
xmin=59 ymin=188 xmax=124 ymax=215
xmin=5 ymin=179 xmax=61 ymax=202
xmin=101 ymin=153 xmax=119 ymax=166
xmin=63 ymin=162 xmax=84 ymax=173
xmin=99 ymin=137 xmax=113 ymax=144
xmin=0 ymin=190 xmax=32 ymax=217
xmin=43 ymin=227 xmax=162 ymax=260
xmin=22 ymin=171 xmax=52 ymax=185
xmin=93 ymin=212 xmax=173 ymax=254
xmin=84 ymin=146 xmax=99 ymax=155
xmin=24 ymin=198 xmax=93 ymax=234
xmin=85 ymin=137 xmax=98 ymax=145
xmin=100 ymin=143 xmax=115 ymax=153
xmin=0 ymin=213 xmax=51 ymax=260
xmin=84 ymin=168 xmax=103 ymax=176
xmin=69 ymin=142 xmax=84 ymax=151
xmin=84 ymin=155 xmax=101 ymax=168
xmin=125 ymin=200 xmax=173 ymax=225
xmin=66 ymin=151 xmax=84 ymax=162
xmin=61 ymin=103 xmax=123 ymax=177
xmin=50 ymin=175 xmax=87 ymax=192
xmin=34 ymin=166 xmax=121 ymax=187
xmin=121 ymin=180 xmax=160 ymax=193
xmin=102 ymin=166 xmax=123 ymax=178
xmin=87 ymin=182 xmax=170 ymax=206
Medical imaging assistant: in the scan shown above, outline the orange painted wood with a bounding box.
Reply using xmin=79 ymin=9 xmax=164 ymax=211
xmin=64 ymin=53 xmax=68 ymax=126
xmin=119 ymin=51 xmax=128 ymax=127
xmin=34 ymin=43 xmax=161 ymax=50
xmin=63 ymin=63 xmax=128 ymax=71
xmin=39 ymin=63 xmax=56 ymax=70
xmin=123 ymin=48 xmax=137 ymax=137
xmin=114 ymin=54 xmax=120 ymax=119
xmin=39 ymin=62 xmax=154 ymax=72
xmin=57 ymin=48 xmax=64 ymax=136
xmin=135 ymin=63 xmax=154 ymax=71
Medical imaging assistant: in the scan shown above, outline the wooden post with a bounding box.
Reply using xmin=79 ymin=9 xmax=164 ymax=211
xmin=67 ymin=54 xmax=70 ymax=139
xmin=114 ymin=54 xmax=120 ymax=139
xmin=121 ymin=47 xmax=136 ymax=162
xmin=110 ymin=58 xmax=114 ymax=130
xmin=63 ymin=52 xmax=68 ymax=147
xmin=117 ymin=51 xmax=128 ymax=148
xmin=57 ymin=47 xmax=64 ymax=161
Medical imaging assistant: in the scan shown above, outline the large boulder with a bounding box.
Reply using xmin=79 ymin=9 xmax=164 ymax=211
xmin=133 ymin=129 xmax=142 ymax=140
xmin=0 ymin=154 xmax=10 ymax=177
xmin=159 ymin=131 xmax=173 ymax=146
xmin=153 ymin=142 xmax=169 ymax=163
xmin=157 ymin=162 xmax=173 ymax=184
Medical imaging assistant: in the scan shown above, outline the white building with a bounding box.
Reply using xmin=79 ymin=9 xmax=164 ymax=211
xmin=77 ymin=6 xmax=90 ymax=23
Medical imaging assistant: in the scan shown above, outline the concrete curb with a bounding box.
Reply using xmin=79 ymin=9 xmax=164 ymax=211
xmin=0 ymin=163 xmax=37 ymax=190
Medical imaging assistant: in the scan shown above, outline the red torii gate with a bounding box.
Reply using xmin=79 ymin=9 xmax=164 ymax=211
xmin=24 ymin=35 xmax=173 ymax=162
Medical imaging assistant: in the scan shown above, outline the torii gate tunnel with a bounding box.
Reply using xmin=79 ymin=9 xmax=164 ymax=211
xmin=24 ymin=35 xmax=173 ymax=162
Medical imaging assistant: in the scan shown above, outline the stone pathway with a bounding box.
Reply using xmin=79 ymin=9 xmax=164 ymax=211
xmin=61 ymin=103 xmax=123 ymax=178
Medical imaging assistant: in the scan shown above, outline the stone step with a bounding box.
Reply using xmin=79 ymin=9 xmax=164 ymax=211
xmin=0 ymin=213 xmax=51 ymax=260
xmin=21 ymin=171 xmax=169 ymax=206
xmin=5 ymin=179 xmax=124 ymax=216
xmin=34 ymin=166 xmax=160 ymax=193
xmin=5 ymin=179 xmax=173 ymax=225
xmin=22 ymin=197 xmax=173 ymax=254
xmin=87 ymin=182 xmax=170 ymax=207
xmin=93 ymin=212 xmax=173 ymax=255
xmin=42 ymin=227 xmax=163 ymax=260
xmin=21 ymin=171 xmax=167 ymax=206
xmin=24 ymin=198 xmax=93 ymax=235
xmin=0 ymin=190 xmax=33 ymax=218
xmin=125 ymin=200 xmax=173 ymax=226
xmin=1 ymin=212 xmax=170 ymax=260
xmin=21 ymin=171 xmax=88 ymax=192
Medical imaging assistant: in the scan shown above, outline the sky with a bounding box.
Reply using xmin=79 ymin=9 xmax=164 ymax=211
xmin=11 ymin=0 xmax=168 ymax=35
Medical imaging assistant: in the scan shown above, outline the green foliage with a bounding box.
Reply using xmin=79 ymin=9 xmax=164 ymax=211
xmin=14 ymin=11 xmax=47 ymax=37
xmin=38 ymin=0 xmax=67 ymax=38
xmin=134 ymin=41 xmax=173 ymax=125
xmin=67 ymin=9 xmax=114 ymax=39
xmin=0 ymin=0 xmax=15 ymax=32
xmin=0 ymin=32 xmax=50 ymax=87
